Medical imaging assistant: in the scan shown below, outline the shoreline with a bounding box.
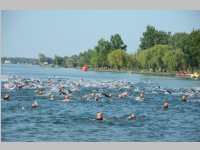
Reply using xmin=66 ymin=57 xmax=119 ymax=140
xmin=91 ymin=68 xmax=176 ymax=76
xmin=3 ymin=63 xmax=199 ymax=79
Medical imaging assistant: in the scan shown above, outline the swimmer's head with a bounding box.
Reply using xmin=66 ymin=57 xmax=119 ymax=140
xmin=108 ymin=93 xmax=112 ymax=97
xmin=94 ymin=96 xmax=99 ymax=101
xmin=65 ymin=95 xmax=70 ymax=99
xmin=3 ymin=93 xmax=10 ymax=100
xmin=182 ymin=95 xmax=187 ymax=102
xmin=118 ymin=94 xmax=122 ymax=98
xmin=163 ymin=102 xmax=169 ymax=109
xmin=128 ymin=113 xmax=136 ymax=119
xmin=97 ymin=112 xmax=103 ymax=120
xmin=50 ymin=94 xmax=56 ymax=99
xmin=32 ymin=103 xmax=38 ymax=108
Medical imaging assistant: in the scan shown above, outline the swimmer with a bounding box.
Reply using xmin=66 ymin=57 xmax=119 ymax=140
xmin=182 ymin=95 xmax=187 ymax=102
xmin=128 ymin=113 xmax=136 ymax=119
xmin=94 ymin=96 xmax=99 ymax=101
xmin=35 ymin=90 xmax=45 ymax=95
xmin=91 ymin=93 xmax=99 ymax=101
xmin=32 ymin=101 xmax=39 ymax=108
xmin=118 ymin=87 xmax=123 ymax=91
xmin=118 ymin=94 xmax=123 ymax=98
xmin=140 ymin=91 xmax=144 ymax=99
xmin=3 ymin=93 xmax=10 ymax=100
xmin=82 ymin=95 xmax=88 ymax=100
xmin=59 ymin=86 xmax=67 ymax=95
xmin=62 ymin=95 xmax=70 ymax=102
xmin=102 ymin=92 xmax=112 ymax=98
xmin=50 ymin=94 xmax=56 ymax=100
xmin=163 ymin=102 xmax=169 ymax=109
xmin=34 ymin=90 xmax=39 ymax=93
xmin=122 ymin=92 xmax=128 ymax=97
xmin=118 ymin=92 xmax=128 ymax=98
xmin=166 ymin=90 xmax=172 ymax=94
xmin=96 ymin=112 xmax=104 ymax=120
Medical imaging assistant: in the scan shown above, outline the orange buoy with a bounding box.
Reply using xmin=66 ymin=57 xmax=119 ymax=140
xmin=182 ymin=95 xmax=187 ymax=102
xmin=97 ymin=112 xmax=103 ymax=120
xmin=82 ymin=66 xmax=88 ymax=72
xmin=3 ymin=94 xmax=10 ymax=100
xmin=163 ymin=102 xmax=169 ymax=109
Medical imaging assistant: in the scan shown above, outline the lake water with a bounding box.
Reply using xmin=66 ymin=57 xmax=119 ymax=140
xmin=1 ymin=64 xmax=200 ymax=141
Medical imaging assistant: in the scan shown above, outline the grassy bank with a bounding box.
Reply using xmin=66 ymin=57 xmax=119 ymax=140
xmin=42 ymin=64 xmax=200 ymax=78
xmin=91 ymin=68 xmax=177 ymax=76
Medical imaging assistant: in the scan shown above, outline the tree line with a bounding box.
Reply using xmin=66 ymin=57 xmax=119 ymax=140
xmin=38 ymin=25 xmax=200 ymax=72
xmin=1 ymin=57 xmax=39 ymax=65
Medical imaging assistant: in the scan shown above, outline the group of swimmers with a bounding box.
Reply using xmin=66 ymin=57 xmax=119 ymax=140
xmin=2 ymin=76 xmax=200 ymax=120
xmin=3 ymin=88 xmax=197 ymax=120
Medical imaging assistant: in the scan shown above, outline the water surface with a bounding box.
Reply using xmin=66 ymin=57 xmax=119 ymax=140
xmin=1 ymin=64 xmax=200 ymax=141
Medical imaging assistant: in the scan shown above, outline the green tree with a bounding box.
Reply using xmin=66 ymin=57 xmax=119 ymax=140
xmin=171 ymin=32 xmax=189 ymax=49
xmin=107 ymin=49 xmax=127 ymax=70
xmin=38 ymin=53 xmax=46 ymax=64
xmin=163 ymin=48 xmax=186 ymax=71
xmin=126 ymin=54 xmax=138 ymax=69
xmin=65 ymin=57 xmax=73 ymax=67
xmin=181 ymin=29 xmax=200 ymax=70
xmin=136 ymin=45 xmax=170 ymax=71
xmin=139 ymin=25 xmax=171 ymax=50
xmin=110 ymin=34 xmax=127 ymax=50
xmin=54 ymin=55 xmax=64 ymax=66
xmin=45 ymin=57 xmax=54 ymax=64
xmin=94 ymin=38 xmax=111 ymax=67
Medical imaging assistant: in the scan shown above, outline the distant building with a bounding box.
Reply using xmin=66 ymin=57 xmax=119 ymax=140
xmin=4 ymin=60 xmax=11 ymax=64
xmin=43 ymin=62 xmax=48 ymax=65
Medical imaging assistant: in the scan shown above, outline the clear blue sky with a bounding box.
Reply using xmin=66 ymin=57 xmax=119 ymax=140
xmin=2 ymin=10 xmax=200 ymax=58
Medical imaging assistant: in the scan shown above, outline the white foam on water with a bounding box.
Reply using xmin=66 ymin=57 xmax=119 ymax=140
xmin=1 ymin=75 xmax=9 ymax=82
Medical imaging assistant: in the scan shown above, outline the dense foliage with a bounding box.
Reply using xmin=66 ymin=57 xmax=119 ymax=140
xmin=3 ymin=26 xmax=199 ymax=72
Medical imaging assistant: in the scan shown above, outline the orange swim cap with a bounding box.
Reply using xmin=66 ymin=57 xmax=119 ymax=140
xmin=97 ymin=112 xmax=103 ymax=120
xmin=65 ymin=95 xmax=70 ymax=99
xmin=163 ymin=102 xmax=169 ymax=109
xmin=32 ymin=103 xmax=38 ymax=108
xmin=4 ymin=94 xmax=10 ymax=100
xmin=182 ymin=96 xmax=187 ymax=102
xmin=129 ymin=113 xmax=136 ymax=119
